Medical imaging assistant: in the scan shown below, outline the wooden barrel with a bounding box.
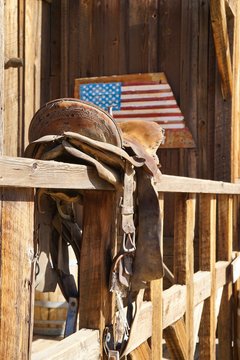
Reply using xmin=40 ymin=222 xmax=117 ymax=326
xmin=34 ymin=248 xmax=78 ymax=337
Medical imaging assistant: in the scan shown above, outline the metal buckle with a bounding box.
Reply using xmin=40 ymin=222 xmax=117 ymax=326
xmin=123 ymin=232 xmax=136 ymax=252
xmin=108 ymin=350 xmax=120 ymax=359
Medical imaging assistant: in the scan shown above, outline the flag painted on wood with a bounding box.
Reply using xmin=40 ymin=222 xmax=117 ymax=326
xmin=79 ymin=81 xmax=185 ymax=129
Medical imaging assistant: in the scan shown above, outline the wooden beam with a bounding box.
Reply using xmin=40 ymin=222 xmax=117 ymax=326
xmin=0 ymin=0 xmax=3 ymax=155
xmin=217 ymin=195 xmax=233 ymax=359
xmin=164 ymin=320 xmax=187 ymax=360
xmin=88 ymin=259 xmax=240 ymax=355
xmin=78 ymin=191 xmax=116 ymax=356
xmin=149 ymin=193 xmax=164 ymax=358
xmin=155 ymin=174 xmax=240 ymax=194
xmin=174 ymin=193 xmax=196 ymax=359
xmin=0 ymin=156 xmax=114 ymax=190
xmin=210 ymin=0 xmax=233 ymax=99
xmin=4 ymin=156 xmax=240 ymax=194
xmin=199 ymin=194 xmax=216 ymax=359
xmin=231 ymin=0 xmax=240 ymax=182
xmin=31 ymin=329 xmax=100 ymax=360
xmin=0 ymin=188 xmax=34 ymax=359
xmin=129 ymin=341 xmax=151 ymax=360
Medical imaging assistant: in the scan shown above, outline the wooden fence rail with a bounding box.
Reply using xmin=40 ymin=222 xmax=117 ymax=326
xmin=0 ymin=156 xmax=240 ymax=359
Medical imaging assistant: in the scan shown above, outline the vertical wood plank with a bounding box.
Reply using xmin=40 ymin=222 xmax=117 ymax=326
xmin=78 ymin=0 xmax=93 ymax=79
xmin=60 ymin=0 xmax=69 ymax=97
xmin=103 ymin=0 xmax=120 ymax=76
xmin=79 ymin=191 xmax=115 ymax=356
xmin=129 ymin=341 xmax=151 ymax=360
xmin=40 ymin=0 xmax=51 ymax=105
xmin=128 ymin=1 xmax=149 ymax=73
xmin=199 ymin=194 xmax=216 ymax=359
xmin=0 ymin=188 xmax=34 ymax=359
xmin=174 ymin=193 xmax=196 ymax=359
xmin=49 ymin=0 xmax=61 ymax=100
xmin=198 ymin=1 xmax=210 ymax=179
xmin=217 ymin=195 xmax=233 ymax=359
xmin=68 ymin=0 xmax=80 ymax=96
xmin=232 ymin=1 xmax=240 ymax=182
xmin=0 ymin=0 xmax=3 ymax=155
xmin=4 ymin=0 xmax=19 ymax=156
xmin=150 ymin=193 xmax=164 ymax=359
xmin=24 ymin=0 xmax=42 ymax=148
xmin=210 ymin=0 xmax=233 ymax=99
xmin=159 ymin=0 xmax=181 ymax=101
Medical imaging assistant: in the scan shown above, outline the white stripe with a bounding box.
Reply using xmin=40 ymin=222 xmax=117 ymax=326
xmin=115 ymin=119 xmax=185 ymax=129
xmin=114 ymin=108 xmax=182 ymax=115
xmin=122 ymin=84 xmax=171 ymax=91
xmin=114 ymin=116 xmax=184 ymax=122
xmin=161 ymin=123 xmax=185 ymax=129
xmin=120 ymin=100 xmax=177 ymax=107
xmin=121 ymin=92 xmax=173 ymax=100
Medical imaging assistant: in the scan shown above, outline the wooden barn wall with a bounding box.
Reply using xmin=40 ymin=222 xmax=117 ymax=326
xmin=38 ymin=0 xmax=236 ymax=184
xmin=3 ymin=0 xmax=238 ymax=239
xmin=2 ymin=0 xmax=238 ymax=183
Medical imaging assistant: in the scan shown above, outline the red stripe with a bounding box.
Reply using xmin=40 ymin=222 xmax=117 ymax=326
xmin=122 ymin=81 xmax=159 ymax=86
xmin=121 ymin=96 xmax=175 ymax=103
xmin=114 ymin=113 xmax=184 ymax=119
xmin=121 ymin=89 xmax=172 ymax=95
xmin=120 ymin=105 xmax=179 ymax=110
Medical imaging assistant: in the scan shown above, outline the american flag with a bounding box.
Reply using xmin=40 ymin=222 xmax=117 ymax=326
xmin=79 ymin=81 xmax=185 ymax=129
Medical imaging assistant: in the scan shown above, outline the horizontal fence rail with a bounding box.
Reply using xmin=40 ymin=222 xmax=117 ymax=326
xmin=1 ymin=156 xmax=240 ymax=193
xmin=1 ymin=156 xmax=240 ymax=360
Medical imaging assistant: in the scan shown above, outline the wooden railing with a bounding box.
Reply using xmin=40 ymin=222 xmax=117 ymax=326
xmin=0 ymin=156 xmax=240 ymax=360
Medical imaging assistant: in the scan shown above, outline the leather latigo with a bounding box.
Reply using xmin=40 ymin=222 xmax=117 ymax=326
xmin=25 ymin=98 xmax=165 ymax=300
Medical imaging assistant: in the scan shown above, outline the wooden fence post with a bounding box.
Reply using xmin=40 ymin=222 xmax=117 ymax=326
xmin=0 ymin=188 xmax=35 ymax=359
xmin=0 ymin=0 xmax=3 ymax=156
xmin=199 ymin=194 xmax=216 ymax=359
xmin=174 ymin=193 xmax=196 ymax=359
xmin=150 ymin=192 xmax=164 ymax=359
xmin=217 ymin=195 xmax=233 ymax=359
xmin=79 ymin=190 xmax=116 ymax=357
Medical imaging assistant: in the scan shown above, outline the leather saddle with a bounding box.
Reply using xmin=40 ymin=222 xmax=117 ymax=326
xmin=25 ymin=98 xmax=165 ymax=353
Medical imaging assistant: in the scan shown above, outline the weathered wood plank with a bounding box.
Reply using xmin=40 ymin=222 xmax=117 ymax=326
xmin=174 ymin=193 xmax=196 ymax=359
xmin=0 ymin=0 xmax=3 ymax=155
xmin=156 ymin=174 xmax=240 ymax=194
xmin=24 ymin=0 xmax=42 ymax=150
xmin=231 ymin=0 xmax=240 ymax=182
xmin=0 ymin=188 xmax=34 ymax=359
xmin=103 ymin=0 xmax=120 ymax=76
xmin=0 ymin=156 xmax=114 ymax=189
xmin=193 ymin=302 xmax=204 ymax=354
xmin=210 ymin=0 xmax=233 ymax=99
xmin=3 ymin=156 xmax=240 ymax=194
xmin=217 ymin=195 xmax=233 ymax=359
xmin=150 ymin=193 xmax=163 ymax=358
xmin=31 ymin=329 xmax=100 ymax=360
xmin=60 ymin=0 xmax=69 ymax=97
xmin=199 ymin=194 xmax=216 ymax=359
xmin=159 ymin=0 xmax=181 ymax=101
xmin=129 ymin=341 xmax=151 ymax=360
xmin=4 ymin=0 xmax=19 ymax=156
xmin=79 ymin=191 xmax=115 ymax=356
xmin=123 ymin=301 xmax=153 ymax=356
xmin=164 ymin=319 xmax=187 ymax=360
